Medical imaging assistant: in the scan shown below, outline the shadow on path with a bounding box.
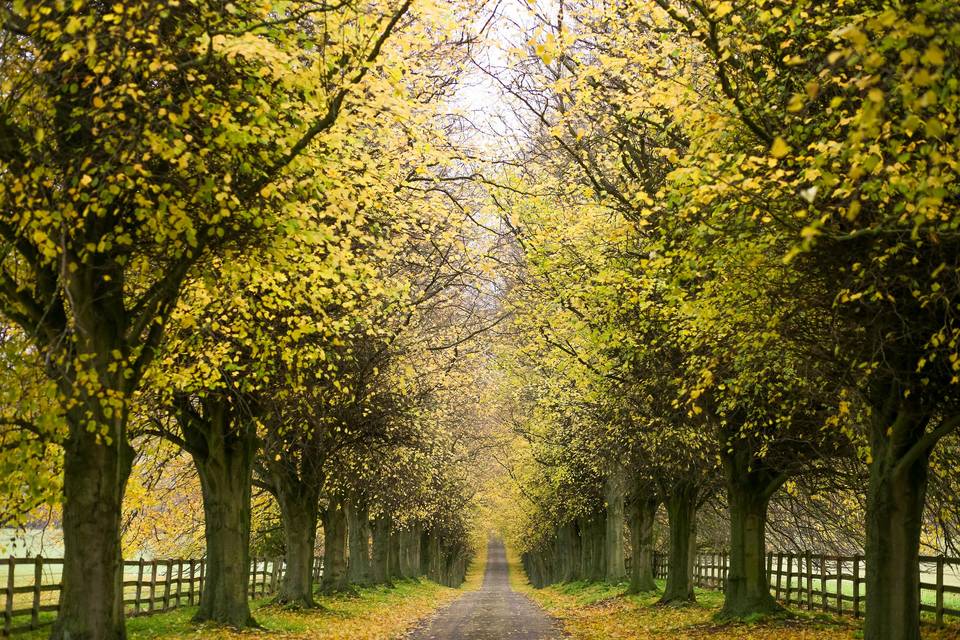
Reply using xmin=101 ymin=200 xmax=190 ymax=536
xmin=405 ymin=539 xmax=561 ymax=639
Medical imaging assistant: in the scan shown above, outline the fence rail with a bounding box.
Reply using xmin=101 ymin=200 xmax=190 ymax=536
xmin=1 ymin=555 xmax=323 ymax=636
xmin=650 ymin=550 xmax=960 ymax=625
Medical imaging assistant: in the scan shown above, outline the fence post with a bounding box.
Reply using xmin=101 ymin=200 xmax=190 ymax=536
xmin=188 ymin=560 xmax=196 ymax=606
xmin=149 ymin=560 xmax=158 ymax=613
xmin=936 ymin=555 xmax=945 ymax=626
xmin=179 ymin=560 xmax=185 ymax=608
xmin=723 ymin=552 xmax=729 ymax=592
xmin=248 ymin=558 xmax=255 ymax=599
xmin=5 ymin=556 xmax=14 ymax=635
xmin=715 ymin=552 xmax=720 ymax=589
xmin=262 ymin=558 xmax=269 ymax=597
xmin=836 ymin=557 xmax=843 ymax=615
xmin=766 ymin=551 xmax=773 ymax=598
xmin=775 ymin=553 xmax=783 ymax=601
xmin=163 ymin=560 xmax=173 ymax=611
xmin=852 ymin=554 xmax=861 ymax=619
xmin=135 ymin=558 xmax=144 ymax=614
xmin=30 ymin=556 xmax=43 ymax=629
xmin=819 ymin=554 xmax=827 ymax=612
xmin=785 ymin=553 xmax=793 ymax=606
xmin=198 ymin=559 xmax=205 ymax=603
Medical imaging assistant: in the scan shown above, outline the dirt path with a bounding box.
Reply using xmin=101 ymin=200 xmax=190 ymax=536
xmin=406 ymin=539 xmax=561 ymax=640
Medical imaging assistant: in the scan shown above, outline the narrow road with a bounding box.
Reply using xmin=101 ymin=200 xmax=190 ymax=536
xmin=407 ymin=539 xmax=561 ymax=640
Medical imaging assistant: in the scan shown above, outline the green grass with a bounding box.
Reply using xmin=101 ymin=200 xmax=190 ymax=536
xmin=9 ymin=579 xmax=462 ymax=640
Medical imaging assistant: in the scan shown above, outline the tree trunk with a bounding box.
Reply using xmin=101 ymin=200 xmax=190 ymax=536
xmin=720 ymin=446 xmax=784 ymax=618
xmin=370 ymin=514 xmax=392 ymax=585
xmin=579 ymin=514 xmax=606 ymax=581
xmin=52 ymin=410 xmax=134 ymax=640
xmin=721 ymin=482 xmax=782 ymax=616
xmin=659 ymin=482 xmax=697 ymax=605
xmin=577 ymin=517 xmax=590 ymax=580
xmin=426 ymin=531 xmax=442 ymax=582
xmin=190 ymin=409 xmax=258 ymax=627
xmin=346 ymin=499 xmax=371 ymax=586
xmin=864 ymin=407 xmax=930 ymax=640
xmin=273 ymin=479 xmax=320 ymax=607
xmin=321 ymin=500 xmax=349 ymax=593
xmin=605 ymin=470 xmax=627 ymax=582
xmin=627 ymin=497 xmax=657 ymax=593
xmin=389 ymin=530 xmax=402 ymax=579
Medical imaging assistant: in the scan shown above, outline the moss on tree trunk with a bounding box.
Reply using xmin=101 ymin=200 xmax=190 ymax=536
xmin=659 ymin=482 xmax=697 ymax=605
xmin=627 ymin=496 xmax=658 ymax=593
xmin=346 ymin=499 xmax=372 ymax=586
xmin=274 ymin=482 xmax=320 ymax=607
xmin=370 ymin=514 xmax=393 ymax=585
xmin=605 ymin=470 xmax=627 ymax=582
xmin=321 ymin=500 xmax=350 ymax=593
xmin=864 ymin=406 xmax=930 ymax=640
xmin=51 ymin=409 xmax=134 ymax=640
xmin=720 ymin=446 xmax=784 ymax=618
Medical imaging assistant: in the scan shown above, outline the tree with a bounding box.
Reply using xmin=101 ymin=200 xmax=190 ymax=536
xmin=0 ymin=1 xmax=413 ymax=636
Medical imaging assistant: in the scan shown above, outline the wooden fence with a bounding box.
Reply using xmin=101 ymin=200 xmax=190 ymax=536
xmin=651 ymin=551 xmax=960 ymax=625
xmin=1 ymin=555 xmax=323 ymax=636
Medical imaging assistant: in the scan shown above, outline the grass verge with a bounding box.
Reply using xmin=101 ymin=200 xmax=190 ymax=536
xmin=503 ymin=549 xmax=960 ymax=639
xmin=16 ymin=549 xmax=488 ymax=640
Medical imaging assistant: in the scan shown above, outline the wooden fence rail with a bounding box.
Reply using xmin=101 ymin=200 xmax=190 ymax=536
xmin=650 ymin=551 xmax=960 ymax=624
xmin=1 ymin=555 xmax=323 ymax=636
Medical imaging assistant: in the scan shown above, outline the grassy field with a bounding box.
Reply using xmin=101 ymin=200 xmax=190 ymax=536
xmin=506 ymin=552 xmax=960 ymax=640
xmin=9 ymin=545 xmax=485 ymax=640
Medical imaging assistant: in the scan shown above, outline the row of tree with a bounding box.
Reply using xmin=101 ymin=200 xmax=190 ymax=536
xmin=0 ymin=1 xmax=490 ymax=638
xmin=483 ymin=2 xmax=960 ymax=640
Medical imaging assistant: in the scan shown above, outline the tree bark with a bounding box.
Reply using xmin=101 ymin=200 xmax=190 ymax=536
xmin=720 ymin=447 xmax=784 ymax=618
xmin=864 ymin=406 xmax=930 ymax=640
xmin=273 ymin=478 xmax=320 ymax=607
xmin=627 ymin=496 xmax=658 ymax=593
xmin=51 ymin=409 xmax=134 ymax=640
xmin=605 ymin=470 xmax=627 ymax=582
xmin=721 ymin=485 xmax=782 ymax=616
xmin=370 ymin=514 xmax=393 ymax=585
xmin=346 ymin=499 xmax=372 ymax=586
xmin=555 ymin=523 xmax=579 ymax=583
xmin=389 ymin=530 xmax=402 ymax=579
xmin=189 ymin=406 xmax=258 ymax=627
xmin=659 ymin=482 xmax=697 ymax=605
xmin=320 ymin=500 xmax=349 ymax=593
xmin=580 ymin=514 xmax=606 ymax=581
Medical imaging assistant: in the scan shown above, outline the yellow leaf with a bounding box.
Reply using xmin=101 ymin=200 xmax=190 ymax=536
xmin=770 ymin=136 xmax=791 ymax=158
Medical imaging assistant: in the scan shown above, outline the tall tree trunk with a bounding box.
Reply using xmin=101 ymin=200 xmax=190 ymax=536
xmin=627 ymin=496 xmax=657 ymax=593
xmin=864 ymin=405 xmax=931 ymax=640
xmin=346 ymin=499 xmax=371 ymax=586
xmin=588 ymin=515 xmax=606 ymax=581
xmin=370 ymin=514 xmax=393 ymax=585
xmin=389 ymin=530 xmax=403 ymax=579
xmin=190 ymin=406 xmax=258 ymax=627
xmin=426 ymin=531 xmax=442 ymax=582
xmin=321 ymin=500 xmax=349 ymax=593
xmin=52 ymin=405 xmax=134 ymax=640
xmin=577 ymin=517 xmax=590 ymax=580
xmin=720 ymin=446 xmax=784 ymax=618
xmin=659 ymin=481 xmax=697 ymax=605
xmin=554 ymin=524 xmax=578 ymax=583
xmin=273 ymin=478 xmax=320 ymax=607
xmin=605 ymin=470 xmax=627 ymax=582
xmin=419 ymin=529 xmax=431 ymax=576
